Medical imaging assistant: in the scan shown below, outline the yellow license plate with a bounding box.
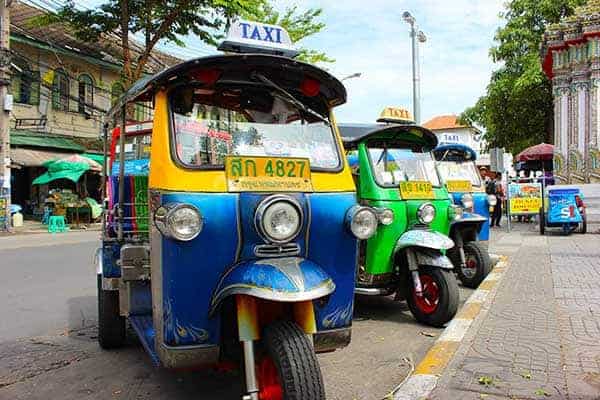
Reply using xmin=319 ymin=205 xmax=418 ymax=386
xmin=446 ymin=180 xmax=472 ymax=193
xmin=225 ymin=156 xmax=313 ymax=192
xmin=399 ymin=181 xmax=434 ymax=199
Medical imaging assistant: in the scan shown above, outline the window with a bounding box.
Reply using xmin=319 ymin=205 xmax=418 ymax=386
xmin=111 ymin=82 xmax=124 ymax=105
xmin=52 ymin=69 xmax=70 ymax=111
xmin=436 ymin=161 xmax=482 ymax=186
xmin=78 ymin=74 xmax=94 ymax=114
xmin=10 ymin=58 xmax=40 ymax=105
xmin=169 ymin=86 xmax=341 ymax=170
xmin=367 ymin=147 xmax=440 ymax=187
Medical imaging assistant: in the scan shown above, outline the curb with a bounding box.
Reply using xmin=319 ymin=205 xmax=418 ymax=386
xmin=392 ymin=255 xmax=509 ymax=400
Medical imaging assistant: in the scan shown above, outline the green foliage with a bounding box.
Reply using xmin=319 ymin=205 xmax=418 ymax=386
xmin=243 ymin=4 xmax=333 ymax=64
xmin=460 ymin=0 xmax=586 ymax=155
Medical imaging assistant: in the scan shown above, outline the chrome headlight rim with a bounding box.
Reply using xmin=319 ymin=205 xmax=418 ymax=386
xmin=255 ymin=195 xmax=303 ymax=244
xmin=487 ymin=194 xmax=497 ymax=207
xmin=448 ymin=204 xmax=464 ymax=221
xmin=417 ymin=202 xmax=436 ymax=224
xmin=461 ymin=193 xmax=474 ymax=209
xmin=347 ymin=205 xmax=378 ymax=240
xmin=155 ymin=203 xmax=203 ymax=241
xmin=375 ymin=207 xmax=395 ymax=226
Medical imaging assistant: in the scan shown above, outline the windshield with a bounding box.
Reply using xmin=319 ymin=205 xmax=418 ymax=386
xmin=170 ymin=86 xmax=340 ymax=170
xmin=436 ymin=161 xmax=482 ymax=186
xmin=367 ymin=147 xmax=440 ymax=187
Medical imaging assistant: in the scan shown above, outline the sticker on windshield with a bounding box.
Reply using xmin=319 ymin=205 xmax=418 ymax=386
xmin=225 ymin=156 xmax=313 ymax=192
xmin=399 ymin=181 xmax=434 ymax=199
xmin=446 ymin=180 xmax=472 ymax=193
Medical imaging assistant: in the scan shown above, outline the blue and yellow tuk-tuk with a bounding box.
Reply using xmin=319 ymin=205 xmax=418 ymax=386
xmin=539 ymin=188 xmax=587 ymax=235
xmin=433 ymin=143 xmax=492 ymax=288
xmin=97 ymin=20 xmax=378 ymax=400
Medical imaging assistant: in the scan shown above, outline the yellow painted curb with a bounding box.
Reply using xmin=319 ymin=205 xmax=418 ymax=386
xmin=457 ymin=302 xmax=482 ymax=320
xmin=477 ymin=279 xmax=497 ymax=291
xmin=414 ymin=340 xmax=460 ymax=375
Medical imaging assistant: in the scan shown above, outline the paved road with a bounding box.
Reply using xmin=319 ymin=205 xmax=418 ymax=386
xmin=431 ymin=224 xmax=600 ymax=399
xmin=0 ymin=232 xmax=474 ymax=400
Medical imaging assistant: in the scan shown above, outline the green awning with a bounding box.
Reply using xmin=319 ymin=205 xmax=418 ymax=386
xmin=32 ymin=160 xmax=90 ymax=185
xmin=10 ymin=130 xmax=86 ymax=152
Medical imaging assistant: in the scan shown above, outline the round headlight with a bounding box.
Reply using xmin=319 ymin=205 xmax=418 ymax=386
xmin=487 ymin=194 xmax=497 ymax=207
xmin=348 ymin=206 xmax=378 ymax=239
xmin=256 ymin=196 xmax=302 ymax=243
xmin=461 ymin=193 xmax=474 ymax=209
xmin=417 ymin=203 xmax=436 ymax=224
xmin=448 ymin=204 xmax=464 ymax=221
xmin=164 ymin=204 xmax=203 ymax=241
xmin=377 ymin=208 xmax=395 ymax=226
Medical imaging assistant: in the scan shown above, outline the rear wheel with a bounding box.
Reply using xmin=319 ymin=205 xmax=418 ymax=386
xmin=539 ymin=209 xmax=545 ymax=235
xmin=457 ymin=242 xmax=491 ymax=289
xmin=406 ymin=266 xmax=459 ymax=327
xmin=97 ymin=275 xmax=126 ymax=349
xmin=260 ymin=320 xmax=324 ymax=400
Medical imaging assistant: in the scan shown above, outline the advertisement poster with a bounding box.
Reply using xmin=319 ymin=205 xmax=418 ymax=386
xmin=508 ymin=183 xmax=542 ymax=215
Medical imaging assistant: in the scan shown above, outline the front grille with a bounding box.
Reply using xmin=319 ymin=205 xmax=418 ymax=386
xmin=254 ymin=243 xmax=301 ymax=258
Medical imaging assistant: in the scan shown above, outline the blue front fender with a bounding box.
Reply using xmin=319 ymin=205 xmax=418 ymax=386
xmin=210 ymin=257 xmax=335 ymax=314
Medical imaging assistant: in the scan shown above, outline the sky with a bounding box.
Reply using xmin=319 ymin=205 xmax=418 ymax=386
xmin=81 ymin=0 xmax=507 ymax=125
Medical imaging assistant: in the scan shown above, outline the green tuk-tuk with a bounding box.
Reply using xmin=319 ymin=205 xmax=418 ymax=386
xmin=340 ymin=116 xmax=461 ymax=327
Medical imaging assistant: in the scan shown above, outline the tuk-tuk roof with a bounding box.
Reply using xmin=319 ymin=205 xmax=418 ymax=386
xmin=339 ymin=123 xmax=438 ymax=150
xmin=433 ymin=143 xmax=477 ymax=162
xmin=105 ymin=54 xmax=347 ymax=121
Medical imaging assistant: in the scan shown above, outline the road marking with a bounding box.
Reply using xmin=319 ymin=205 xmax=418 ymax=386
xmin=393 ymin=258 xmax=509 ymax=400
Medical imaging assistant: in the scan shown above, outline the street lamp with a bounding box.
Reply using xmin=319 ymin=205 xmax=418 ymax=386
xmin=340 ymin=72 xmax=362 ymax=82
xmin=403 ymin=11 xmax=427 ymax=124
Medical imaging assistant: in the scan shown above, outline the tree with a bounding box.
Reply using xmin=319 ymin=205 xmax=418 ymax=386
xmin=242 ymin=4 xmax=333 ymax=65
xmin=460 ymin=0 xmax=586 ymax=154
xmin=34 ymin=1 xmax=332 ymax=88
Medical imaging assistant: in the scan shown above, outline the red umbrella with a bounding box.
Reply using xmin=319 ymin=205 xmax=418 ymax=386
xmin=516 ymin=143 xmax=554 ymax=162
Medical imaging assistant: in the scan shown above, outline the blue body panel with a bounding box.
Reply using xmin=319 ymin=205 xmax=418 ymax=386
xmin=149 ymin=191 xmax=358 ymax=350
xmin=450 ymin=191 xmax=490 ymax=241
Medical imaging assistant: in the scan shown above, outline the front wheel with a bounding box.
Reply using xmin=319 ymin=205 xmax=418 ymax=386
xmin=406 ymin=266 xmax=459 ymax=328
xmin=259 ymin=320 xmax=325 ymax=400
xmin=457 ymin=242 xmax=491 ymax=289
xmin=97 ymin=275 xmax=126 ymax=349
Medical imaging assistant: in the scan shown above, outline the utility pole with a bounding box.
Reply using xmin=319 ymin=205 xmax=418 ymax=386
xmin=403 ymin=11 xmax=427 ymax=124
xmin=0 ymin=0 xmax=11 ymax=231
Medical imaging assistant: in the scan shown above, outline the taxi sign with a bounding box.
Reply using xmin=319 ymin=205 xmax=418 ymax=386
xmin=218 ymin=20 xmax=299 ymax=58
xmin=399 ymin=181 xmax=434 ymax=199
xmin=225 ymin=156 xmax=312 ymax=192
xmin=377 ymin=107 xmax=415 ymax=124
xmin=446 ymin=180 xmax=472 ymax=193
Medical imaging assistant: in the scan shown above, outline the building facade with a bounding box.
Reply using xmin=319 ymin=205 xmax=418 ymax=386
xmin=542 ymin=1 xmax=600 ymax=183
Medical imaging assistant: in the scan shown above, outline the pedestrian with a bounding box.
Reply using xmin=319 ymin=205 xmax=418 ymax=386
xmin=491 ymin=173 xmax=504 ymax=227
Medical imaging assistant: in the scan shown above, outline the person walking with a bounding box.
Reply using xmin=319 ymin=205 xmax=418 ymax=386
xmin=490 ymin=173 xmax=504 ymax=227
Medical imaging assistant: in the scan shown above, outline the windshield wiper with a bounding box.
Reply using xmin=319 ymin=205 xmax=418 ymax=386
xmin=251 ymin=72 xmax=330 ymax=126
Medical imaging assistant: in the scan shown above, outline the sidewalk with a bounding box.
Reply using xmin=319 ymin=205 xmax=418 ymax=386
xmin=430 ymin=224 xmax=600 ymax=399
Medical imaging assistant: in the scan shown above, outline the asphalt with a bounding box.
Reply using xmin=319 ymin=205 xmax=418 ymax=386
xmin=0 ymin=231 xmax=474 ymax=399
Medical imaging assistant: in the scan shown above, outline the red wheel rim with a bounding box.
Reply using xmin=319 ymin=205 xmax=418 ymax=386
xmin=258 ymin=356 xmax=283 ymax=400
xmin=413 ymin=274 xmax=440 ymax=314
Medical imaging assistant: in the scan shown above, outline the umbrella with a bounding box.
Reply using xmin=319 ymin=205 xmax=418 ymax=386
xmin=52 ymin=154 xmax=102 ymax=172
xmin=33 ymin=160 xmax=91 ymax=185
xmin=516 ymin=143 xmax=554 ymax=162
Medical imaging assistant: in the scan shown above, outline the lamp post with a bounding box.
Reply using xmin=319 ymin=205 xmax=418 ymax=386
xmin=403 ymin=11 xmax=427 ymax=124
xmin=340 ymin=72 xmax=362 ymax=82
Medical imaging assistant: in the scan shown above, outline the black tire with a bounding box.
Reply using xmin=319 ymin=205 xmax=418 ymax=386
xmin=406 ymin=266 xmax=459 ymax=328
xmin=97 ymin=275 xmax=126 ymax=349
xmin=457 ymin=242 xmax=491 ymax=289
xmin=539 ymin=209 xmax=545 ymax=235
xmin=579 ymin=213 xmax=587 ymax=234
xmin=262 ymin=320 xmax=325 ymax=400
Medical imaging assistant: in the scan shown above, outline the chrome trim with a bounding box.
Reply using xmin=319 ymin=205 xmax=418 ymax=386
xmin=254 ymin=243 xmax=301 ymax=257
xmin=159 ymin=343 xmax=220 ymax=369
xmin=417 ymin=202 xmax=436 ymax=224
xmin=242 ymin=341 xmax=259 ymax=399
xmin=354 ymin=287 xmax=393 ymax=296
xmin=102 ymin=277 xmax=120 ymax=291
xmin=94 ymin=247 xmax=102 ymax=275
xmin=210 ymin=280 xmax=335 ymax=315
xmin=451 ymin=215 xmax=487 ymax=225
xmin=254 ymin=194 xmax=304 ymax=244
xmin=154 ymin=203 xmax=203 ymax=241
xmin=314 ymin=327 xmax=352 ymax=353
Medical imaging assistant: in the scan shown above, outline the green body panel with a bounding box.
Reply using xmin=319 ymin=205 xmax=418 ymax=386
xmin=354 ymin=143 xmax=453 ymax=276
